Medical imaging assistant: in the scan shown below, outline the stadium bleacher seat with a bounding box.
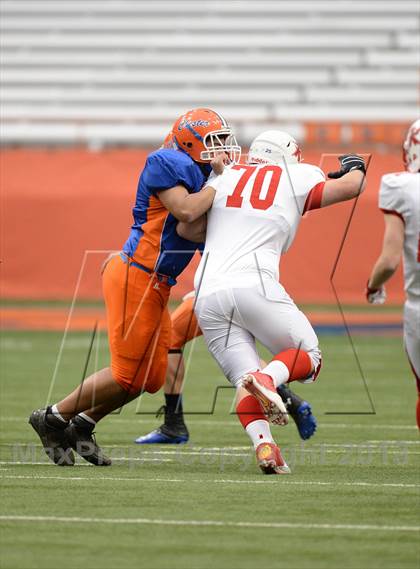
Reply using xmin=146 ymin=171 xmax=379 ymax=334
xmin=0 ymin=0 xmax=418 ymax=145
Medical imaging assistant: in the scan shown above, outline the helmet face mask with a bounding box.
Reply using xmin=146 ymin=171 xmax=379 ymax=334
xmin=201 ymin=129 xmax=241 ymax=163
xmin=171 ymin=108 xmax=241 ymax=164
xmin=403 ymin=119 xmax=420 ymax=173
xmin=247 ymin=130 xmax=302 ymax=166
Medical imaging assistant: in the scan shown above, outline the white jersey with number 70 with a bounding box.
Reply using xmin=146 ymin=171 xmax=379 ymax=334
xmin=194 ymin=161 xmax=325 ymax=296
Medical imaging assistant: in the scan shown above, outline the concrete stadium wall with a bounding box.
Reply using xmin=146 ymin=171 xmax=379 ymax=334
xmin=1 ymin=148 xmax=405 ymax=303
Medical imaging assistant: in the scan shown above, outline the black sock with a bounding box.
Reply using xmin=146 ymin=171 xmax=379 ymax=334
xmin=164 ymin=393 xmax=183 ymax=417
xmin=277 ymin=385 xmax=304 ymax=411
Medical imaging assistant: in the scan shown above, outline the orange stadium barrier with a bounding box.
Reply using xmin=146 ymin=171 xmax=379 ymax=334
xmin=304 ymin=122 xmax=409 ymax=147
xmin=1 ymin=148 xmax=405 ymax=304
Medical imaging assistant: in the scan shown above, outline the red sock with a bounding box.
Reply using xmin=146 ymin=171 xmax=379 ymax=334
xmin=236 ymin=395 xmax=265 ymax=429
xmin=273 ymin=348 xmax=312 ymax=381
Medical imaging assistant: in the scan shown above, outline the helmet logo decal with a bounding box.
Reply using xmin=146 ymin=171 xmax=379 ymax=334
xmin=177 ymin=119 xmax=209 ymax=131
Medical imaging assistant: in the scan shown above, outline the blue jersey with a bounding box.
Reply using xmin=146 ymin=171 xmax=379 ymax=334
xmin=123 ymin=149 xmax=209 ymax=279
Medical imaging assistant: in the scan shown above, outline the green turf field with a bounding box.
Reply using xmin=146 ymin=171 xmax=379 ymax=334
xmin=1 ymin=329 xmax=419 ymax=569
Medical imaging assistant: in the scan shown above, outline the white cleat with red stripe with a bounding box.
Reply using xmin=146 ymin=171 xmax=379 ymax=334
xmin=242 ymin=372 xmax=288 ymax=426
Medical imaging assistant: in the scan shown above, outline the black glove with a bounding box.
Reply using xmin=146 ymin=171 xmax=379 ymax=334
xmin=328 ymin=154 xmax=366 ymax=179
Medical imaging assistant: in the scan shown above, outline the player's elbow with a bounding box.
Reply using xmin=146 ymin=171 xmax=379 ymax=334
xmin=183 ymin=211 xmax=197 ymax=224
xmin=175 ymin=209 xmax=195 ymax=223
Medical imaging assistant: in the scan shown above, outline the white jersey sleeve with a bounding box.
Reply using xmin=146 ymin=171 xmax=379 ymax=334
xmin=296 ymin=164 xmax=326 ymax=214
xmin=379 ymin=173 xmax=411 ymax=219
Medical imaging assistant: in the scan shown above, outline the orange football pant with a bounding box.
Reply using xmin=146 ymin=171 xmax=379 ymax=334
xmin=170 ymin=295 xmax=202 ymax=351
xmin=102 ymin=255 xmax=171 ymax=395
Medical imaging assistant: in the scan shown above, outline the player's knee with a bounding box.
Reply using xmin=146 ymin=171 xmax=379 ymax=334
xmin=141 ymin=358 xmax=167 ymax=394
xmin=111 ymin=360 xmax=156 ymax=396
xmin=301 ymin=347 xmax=322 ymax=383
xmin=111 ymin=366 xmax=142 ymax=396
xmin=112 ymin=369 xmax=164 ymax=396
xmin=308 ymin=346 xmax=321 ymax=371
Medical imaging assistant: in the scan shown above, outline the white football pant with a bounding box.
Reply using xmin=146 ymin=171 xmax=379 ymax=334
xmin=195 ymin=279 xmax=321 ymax=387
xmin=404 ymin=301 xmax=420 ymax=386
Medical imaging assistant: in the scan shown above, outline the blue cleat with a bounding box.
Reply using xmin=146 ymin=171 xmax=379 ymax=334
xmin=277 ymin=385 xmax=317 ymax=441
xmin=135 ymin=425 xmax=189 ymax=445
xmin=291 ymin=402 xmax=317 ymax=440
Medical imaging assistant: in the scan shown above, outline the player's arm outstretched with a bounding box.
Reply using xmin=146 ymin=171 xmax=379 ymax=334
xmin=320 ymin=154 xmax=367 ymax=208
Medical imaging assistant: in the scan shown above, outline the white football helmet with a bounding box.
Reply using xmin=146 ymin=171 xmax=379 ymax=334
xmin=247 ymin=130 xmax=302 ymax=166
xmin=403 ymin=119 xmax=420 ymax=173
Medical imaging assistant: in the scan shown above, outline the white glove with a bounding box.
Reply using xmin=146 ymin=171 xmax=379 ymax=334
xmin=366 ymin=284 xmax=386 ymax=305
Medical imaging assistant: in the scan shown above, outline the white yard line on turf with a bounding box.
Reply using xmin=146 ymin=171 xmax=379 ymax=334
xmin=2 ymin=443 xmax=418 ymax=450
xmin=2 ymin=448 xmax=420 ymax=462
xmin=0 ymin=444 xmax=249 ymax=450
xmin=0 ymin=515 xmax=418 ymax=533
xmin=2 ymin=447 xmax=419 ymax=462
xmin=1 ymin=475 xmax=419 ymax=489
xmin=2 ymin=443 xmax=419 ymax=451
xmin=0 ymin=440 xmax=420 ymax=450
xmin=75 ymin=442 xmax=420 ymax=450
xmin=0 ymin=459 xmax=175 ymax=465
xmin=123 ymin=449 xmax=420 ymax=456
xmin=367 ymin=440 xmax=420 ymax=445
xmin=0 ymin=417 xmax=417 ymax=430
xmin=102 ymin=449 xmax=420 ymax=456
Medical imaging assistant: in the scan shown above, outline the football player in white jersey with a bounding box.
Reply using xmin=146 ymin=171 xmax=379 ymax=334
xmin=367 ymin=119 xmax=420 ymax=429
xmin=178 ymin=131 xmax=366 ymax=474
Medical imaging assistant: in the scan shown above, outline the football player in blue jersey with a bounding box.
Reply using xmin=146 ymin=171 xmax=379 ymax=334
xmin=29 ymin=108 xmax=240 ymax=466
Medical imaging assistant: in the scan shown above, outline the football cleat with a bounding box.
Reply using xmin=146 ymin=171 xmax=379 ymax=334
xmin=255 ymin=442 xmax=290 ymax=475
xmin=291 ymin=402 xmax=317 ymax=441
xmin=277 ymin=385 xmax=317 ymax=440
xmin=65 ymin=415 xmax=111 ymax=466
xmin=242 ymin=372 xmax=288 ymax=426
xmin=135 ymin=404 xmax=189 ymax=444
xmin=28 ymin=407 xmax=74 ymax=466
xmin=135 ymin=424 xmax=189 ymax=445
